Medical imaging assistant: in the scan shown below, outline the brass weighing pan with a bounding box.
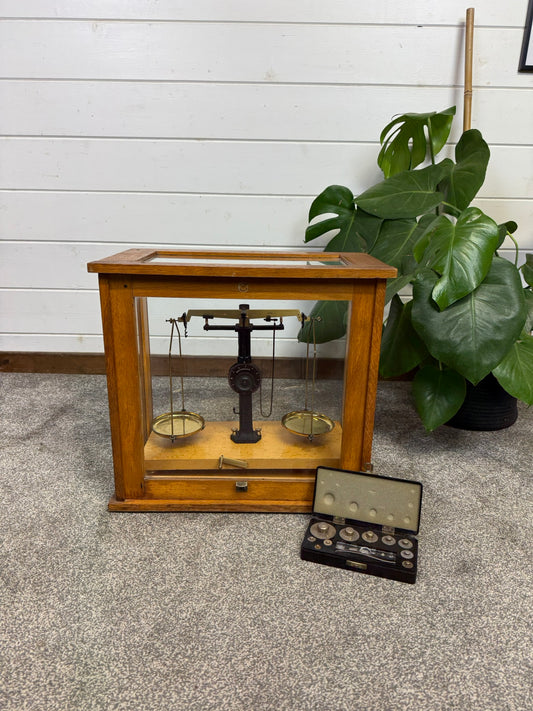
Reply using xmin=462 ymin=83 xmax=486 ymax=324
xmin=281 ymin=410 xmax=335 ymax=438
xmin=152 ymin=411 xmax=205 ymax=440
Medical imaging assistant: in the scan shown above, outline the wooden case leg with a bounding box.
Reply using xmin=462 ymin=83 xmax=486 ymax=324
xmin=341 ymin=279 xmax=387 ymax=471
xmin=99 ymin=275 xmax=145 ymax=501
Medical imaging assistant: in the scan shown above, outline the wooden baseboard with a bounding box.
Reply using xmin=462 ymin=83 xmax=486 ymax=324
xmin=0 ymin=352 xmax=108 ymax=374
xmin=0 ymin=351 xmax=345 ymax=378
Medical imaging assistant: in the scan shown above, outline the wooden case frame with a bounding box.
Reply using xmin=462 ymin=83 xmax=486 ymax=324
xmin=87 ymin=249 xmax=396 ymax=512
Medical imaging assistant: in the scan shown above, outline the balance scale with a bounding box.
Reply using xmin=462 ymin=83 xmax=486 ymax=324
xmin=87 ymin=249 xmax=396 ymax=512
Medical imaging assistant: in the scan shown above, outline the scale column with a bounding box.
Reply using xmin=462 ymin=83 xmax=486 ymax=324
xmin=227 ymin=304 xmax=261 ymax=443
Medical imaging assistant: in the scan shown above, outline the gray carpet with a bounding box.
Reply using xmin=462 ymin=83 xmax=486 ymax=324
xmin=1 ymin=373 xmax=531 ymax=711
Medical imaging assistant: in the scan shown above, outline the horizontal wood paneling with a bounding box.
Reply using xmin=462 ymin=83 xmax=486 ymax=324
xmin=474 ymin=201 xmax=533 ymax=246
xmin=1 ymin=242 xmax=530 ymax=291
xmin=0 ymin=192 xmax=311 ymax=245
xmin=0 ymin=334 xmax=105 ymax=353
xmin=0 ymin=81 xmax=462 ymax=141
xmin=1 ymin=193 xmax=532 ymax=248
xmin=2 ymin=138 xmax=532 ymax=198
xmin=1 ymin=22 xmax=532 ymax=88
xmin=0 ymin=138 xmax=382 ymax=195
xmin=0 ymin=289 xmax=102 ymax=334
xmin=0 ymin=289 xmax=337 ymax=339
xmin=0 ymin=0 xmax=527 ymax=26
xmin=1 ymin=2 xmax=531 ymax=365
xmin=1 ymin=192 xmax=532 ymax=248
xmin=2 ymin=81 xmax=533 ymax=146
xmin=0 ymin=332 xmax=343 ymax=356
xmin=0 ymin=243 xmax=316 ymax=289
xmin=0 ymin=289 xmax=346 ymax=357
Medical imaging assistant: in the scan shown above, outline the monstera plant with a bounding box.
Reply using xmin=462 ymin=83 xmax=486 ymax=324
xmin=302 ymin=107 xmax=533 ymax=430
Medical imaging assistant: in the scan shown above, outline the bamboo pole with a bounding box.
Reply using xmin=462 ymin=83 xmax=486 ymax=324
xmin=463 ymin=8 xmax=475 ymax=131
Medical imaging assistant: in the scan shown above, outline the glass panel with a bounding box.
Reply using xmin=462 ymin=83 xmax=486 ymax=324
xmin=141 ymin=296 xmax=346 ymax=475
xmin=148 ymin=256 xmax=344 ymax=267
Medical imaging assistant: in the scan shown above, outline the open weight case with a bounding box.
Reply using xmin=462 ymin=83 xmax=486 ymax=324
xmin=301 ymin=466 xmax=423 ymax=583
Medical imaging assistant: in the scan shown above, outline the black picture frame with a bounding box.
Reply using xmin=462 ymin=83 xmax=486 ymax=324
xmin=519 ymin=0 xmax=533 ymax=71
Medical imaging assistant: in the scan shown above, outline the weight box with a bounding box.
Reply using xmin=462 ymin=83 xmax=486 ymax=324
xmin=301 ymin=466 xmax=423 ymax=583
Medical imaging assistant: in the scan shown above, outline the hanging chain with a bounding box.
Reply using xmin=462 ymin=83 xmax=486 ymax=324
xmin=303 ymin=316 xmax=319 ymax=410
xmin=259 ymin=321 xmax=277 ymax=417
xmin=310 ymin=316 xmax=318 ymax=417
xmin=303 ymin=316 xmax=320 ymax=438
xmin=167 ymin=318 xmax=187 ymax=438
xmin=304 ymin=324 xmax=310 ymax=411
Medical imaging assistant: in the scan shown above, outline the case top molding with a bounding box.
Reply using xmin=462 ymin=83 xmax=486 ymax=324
xmin=314 ymin=467 xmax=423 ymax=534
xmin=87 ymin=248 xmax=397 ymax=280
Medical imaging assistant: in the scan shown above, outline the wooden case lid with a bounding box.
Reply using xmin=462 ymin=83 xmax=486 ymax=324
xmin=313 ymin=466 xmax=422 ymax=534
xmin=87 ymin=248 xmax=396 ymax=279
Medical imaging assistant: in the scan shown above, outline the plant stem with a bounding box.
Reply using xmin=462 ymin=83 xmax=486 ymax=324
xmin=506 ymin=230 xmax=520 ymax=266
xmin=441 ymin=202 xmax=461 ymax=217
xmin=427 ymin=119 xmax=436 ymax=165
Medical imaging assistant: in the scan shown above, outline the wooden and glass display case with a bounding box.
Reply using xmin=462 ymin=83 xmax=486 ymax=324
xmin=87 ymin=249 xmax=396 ymax=512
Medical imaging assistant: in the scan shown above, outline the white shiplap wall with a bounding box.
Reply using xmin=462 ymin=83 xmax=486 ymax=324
xmin=0 ymin=0 xmax=532 ymax=355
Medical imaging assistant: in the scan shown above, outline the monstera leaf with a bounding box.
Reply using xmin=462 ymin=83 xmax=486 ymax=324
xmin=385 ymin=272 xmax=416 ymax=304
xmin=438 ymin=129 xmax=490 ymax=213
xmin=355 ymin=160 xmax=453 ymax=219
xmin=378 ymin=107 xmax=456 ymax=177
xmin=412 ymin=365 xmax=466 ymax=431
xmin=379 ymin=296 xmax=428 ymax=377
xmin=350 ymin=208 xmax=385 ymax=252
xmin=305 ymin=185 xmax=366 ymax=252
xmin=497 ymin=220 xmax=518 ymax=249
xmin=371 ymin=213 xmax=441 ymax=272
xmin=414 ymin=207 xmax=500 ymax=310
xmin=493 ymin=333 xmax=533 ymax=405
xmin=524 ymin=290 xmax=533 ymax=333
xmin=522 ymin=253 xmax=533 ymax=287
xmin=411 ymin=259 xmax=527 ymax=384
xmin=367 ymin=218 xmax=419 ymax=269
xmin=297 ymin=300 xmax=348 ymax=344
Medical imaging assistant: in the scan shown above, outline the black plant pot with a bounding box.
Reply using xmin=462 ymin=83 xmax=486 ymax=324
xmin=446 ymin=373 xmax=518 ymax=431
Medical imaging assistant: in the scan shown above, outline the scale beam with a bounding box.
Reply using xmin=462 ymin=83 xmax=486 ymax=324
xmin=183 ymin=308 xmax=302 ymax=322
